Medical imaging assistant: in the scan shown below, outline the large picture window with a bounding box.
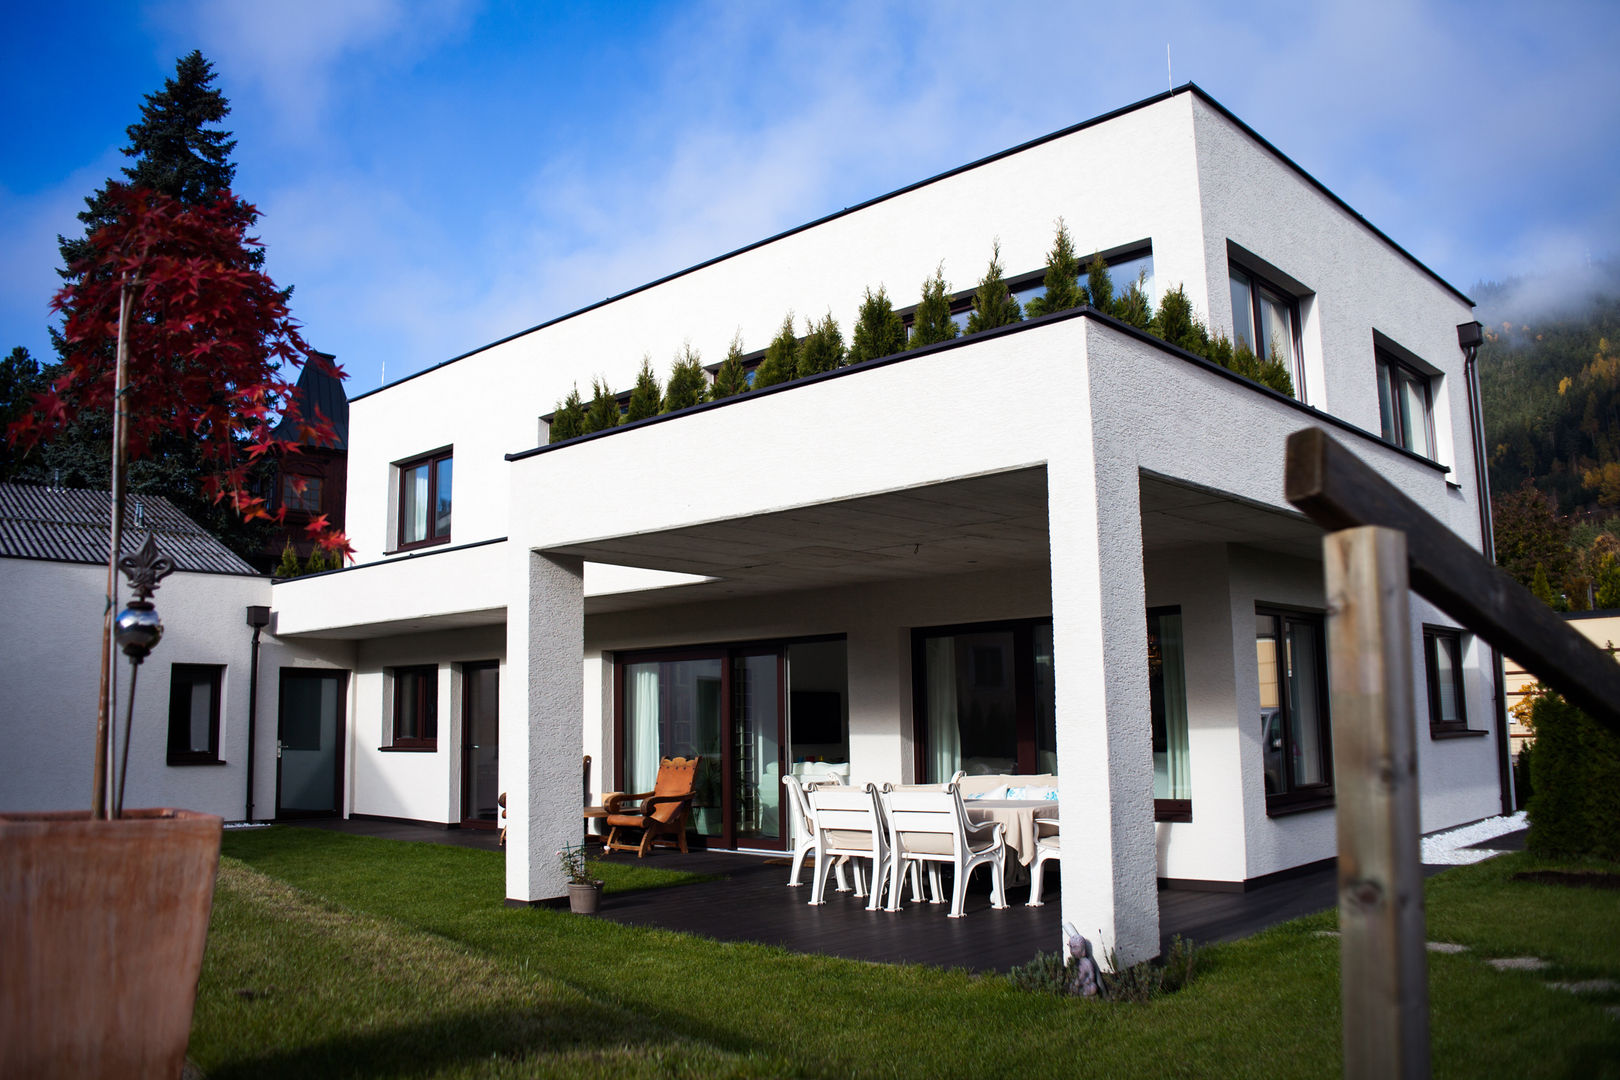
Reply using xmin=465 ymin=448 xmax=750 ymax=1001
xmin=1148 ymin=607 xmax=1192 ymax=820
xmin=168 ymin=664 xmax=223 ymax=765
xmin=914 ymin=618 xmax=1055 ymax=782
xmin=398 ymin=449 xmax=452 ymax=549
xmin=1255 ymin=607 xmax=1333 ymax=812
xmin=391 ymin=665 xmax=438 ymax=749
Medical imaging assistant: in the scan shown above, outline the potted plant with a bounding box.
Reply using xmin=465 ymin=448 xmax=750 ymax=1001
xmin=2 ymin=177 xmax=347 ymax=1077
xmin=560 ymin=845 xmax=604 ymax=914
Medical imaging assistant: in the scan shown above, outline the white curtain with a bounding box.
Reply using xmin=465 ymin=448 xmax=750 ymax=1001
xmin=626 ymin=665 xmax=661 ymax=793
xmin=1158 ymin=614 xmax=1191 ymax=799
xmin=925 ymin=637 xmax=960 ymax=782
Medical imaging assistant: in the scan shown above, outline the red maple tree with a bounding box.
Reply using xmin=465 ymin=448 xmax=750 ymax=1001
xmin=9 ymin=183 xmax=352 ymax=559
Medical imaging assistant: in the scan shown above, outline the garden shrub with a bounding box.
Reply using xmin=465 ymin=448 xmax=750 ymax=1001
xmin=712 ymin=331 xmax=749 ymax=399
xmin=1008 ymin=936 xmax=1198 ymax=1001
xmin=1526 ymin=690 xmax=1620 ymax=860
xmin=849 ymin=286 xmax=904 ymax=363
xmin=663 ymin=343 xmax=709 ymax=411
xmin=1024 ymin=218 xmax=1084 ymax=317
xmin=965 ymin=240 xmax=1023 ymax=334
xmin=752 ymin=315 xmax=799 ymax=388
xmin=583 ymin=377 xmax=620 ymax=434
xmin=797 ymin=311 xmax=846 ymax=375
xmin=910 ymin=264 xmax=959 ymax=349
xmin=549 ymin=384 xmax=585 ymax=443
xmin=1085 ymin=251 xmax=1113 ymax=313
xmin=625 ymin=355 xmax=661 ymax=421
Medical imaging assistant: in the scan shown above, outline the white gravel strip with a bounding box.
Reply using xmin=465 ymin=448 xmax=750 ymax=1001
xmin=1421 ymin=811 xmax=1527 ymax=865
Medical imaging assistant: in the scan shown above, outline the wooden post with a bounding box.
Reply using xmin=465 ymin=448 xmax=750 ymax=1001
xmin=1325 ymin=525 xmax=1430 ymax=1080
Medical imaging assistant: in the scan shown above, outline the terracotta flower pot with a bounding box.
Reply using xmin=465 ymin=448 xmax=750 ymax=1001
xmin=0 ymin=808 xmax=223 ymax=1080
xmin=568 ymin=880 xmax=603 ymax=914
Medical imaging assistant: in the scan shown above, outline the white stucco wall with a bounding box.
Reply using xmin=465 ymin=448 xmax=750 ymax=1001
xmin=0 ymin=559 xmax=269 ymax=819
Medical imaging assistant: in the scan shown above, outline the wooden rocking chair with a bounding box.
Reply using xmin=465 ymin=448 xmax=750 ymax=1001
xmin=602 ymin=756 xmax=701 ymax=857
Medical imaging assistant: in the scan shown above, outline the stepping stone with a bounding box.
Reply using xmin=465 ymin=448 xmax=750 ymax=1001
xmin=1313 ymin=931 xmax=1340 ymax=938
xmin=1427 ymin=942 xmax=1468 ymax=954
xmin=1549 ymin=979 xmax=1619 ymax=994
xmin=1487 ymin=957 xmax=1549 ymax=972
xmin=1608 ymin=1005 xmax=1620 ymax=1021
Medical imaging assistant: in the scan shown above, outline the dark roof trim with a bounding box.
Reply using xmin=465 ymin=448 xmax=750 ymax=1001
xmin=509 ymin=306 xmax=1451 ymax=479
xmin=362 ymin=83 xmax=1469 ymax=405
xmin=274 ymin=535 xmax=508 ymax=581
xmin=0 ymin=551 xmax=267 ymax=579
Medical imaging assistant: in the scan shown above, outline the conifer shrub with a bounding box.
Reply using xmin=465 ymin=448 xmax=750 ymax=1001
xmin=549 ymin=385 xmax=585 ymax=443
xmin=965 ymin=240 xmax=1023 ymax=334
xmin=1111 ymin=275 xmax=1153 ymax=330
xmin=909 ymin=264 xmax=959 ymax=349
xmin=752 ymin=315 xmax=799 ymax=389
xmin=1024 ymin=218 xmax=1084 ymax=317
xmin=849 ymin=286 xmax=904 ymax=363
xmin=583 ymin=377 xmax=620 ymax=434
xmin=797 ymin=311 xmax=846 ymax=375
xmin=1085 ymin=251 xmax=1113 ymax=313
xmin=1526 ymin=690 xmax=1620 ymax=860
xmin=304 ymin=546 xmax=335 ymax=575
xmin=625 ymin=355 xmax=661 ymax=422
xmin=274 ymin=540 xmax=301 ymax=578
xmin=712 ymin=331 xmax=750 ymax=399
xmin=1151 ymin=285 xmax=1210 ymax=356
xmin=1595 ymin=559 xmax=1620 ymax=609
xmin=663 ymin=343 xmax=709 ymax=411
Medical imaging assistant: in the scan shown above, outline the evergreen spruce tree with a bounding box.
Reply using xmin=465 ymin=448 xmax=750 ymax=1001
xmin=909 ymin=264 xmax=960 ymax=350
xmin=304 ymin=546 xmax=333 ymax=575
xmin=1023 ymin=219 xmax=1084 ymax=317
xmin=1532 ymin=563 xmax=1558 ymax=608
xmin=965 ymin=240 xmax=1022 ymax=334
xmin=1085 ymin=252 xmax=1114 ymax=313
xmin=549 ymin=385 xmax=585 ymax=443
xmin=625 ymin=354 xmax=661 ymax=421
xmin=849 ymin=286 xmax=905 ymax=363
xmin=712 ymin=331 xmax=750 ymax=399
xmin=797 ymin=311 xmax=846 ymax=376
xmin=751 ymin=315 xmax=800 ymax=389
xmin=663 ymin=343 xmax=709 ymax=411
xmin=583 ymin=377 xmax=621 ymax=433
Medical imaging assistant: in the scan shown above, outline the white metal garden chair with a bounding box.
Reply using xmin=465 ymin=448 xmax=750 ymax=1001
xmin=781 ymin=773 xmax=851 ymax=892
xmin=880 ymin=782 xmax=1008 ymax=918
xmin=1026 ymin=815 xmax=1059 ymax=906
xmin=806 ymin=782 xmax=891 ymax=911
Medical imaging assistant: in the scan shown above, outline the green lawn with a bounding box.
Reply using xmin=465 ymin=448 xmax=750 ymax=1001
xmin=190 ymin=828 xmax=1620 ymax=1078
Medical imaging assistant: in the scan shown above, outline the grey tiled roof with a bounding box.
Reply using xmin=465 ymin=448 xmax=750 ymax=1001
xmin=0 ymin=484 xmax=260 ymax=576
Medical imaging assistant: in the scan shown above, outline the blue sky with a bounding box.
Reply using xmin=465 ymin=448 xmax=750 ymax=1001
xmin=3 ymin=1 xmax=1618 ymax=393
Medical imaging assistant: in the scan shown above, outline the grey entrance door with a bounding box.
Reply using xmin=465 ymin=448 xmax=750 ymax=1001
xmin=461 ymin=662 xmax=500 ymax=827
xmin=276 ymin=670 xmax=346 ymax=818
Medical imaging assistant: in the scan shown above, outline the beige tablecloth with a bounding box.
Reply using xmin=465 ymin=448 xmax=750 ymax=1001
xmin=965 ymin=799 xmax=1057 ymax=866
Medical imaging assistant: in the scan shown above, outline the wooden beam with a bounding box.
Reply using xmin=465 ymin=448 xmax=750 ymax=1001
xmin=1326 ymin=526 xmax=1430 ymax=1080
xmin=1286 ymin=427 xmax=1620 ymax=732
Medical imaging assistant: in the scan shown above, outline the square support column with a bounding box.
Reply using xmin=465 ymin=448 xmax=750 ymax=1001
xmin=501 ymin=549 xmax=584 ymax=904
xmin=1049 ymin=449 xmax=1159 ymax=967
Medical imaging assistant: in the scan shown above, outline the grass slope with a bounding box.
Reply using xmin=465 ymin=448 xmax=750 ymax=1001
xmin=191 ymin=828 xmax=1620 ymax=1079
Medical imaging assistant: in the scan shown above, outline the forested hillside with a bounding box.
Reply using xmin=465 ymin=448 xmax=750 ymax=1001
xmin=1477 ymin=265 xmax=1620 ymax=608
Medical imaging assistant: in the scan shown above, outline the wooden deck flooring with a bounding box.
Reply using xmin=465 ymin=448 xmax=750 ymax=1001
xmin=281 ymin=818 xmax=1369 ymax=973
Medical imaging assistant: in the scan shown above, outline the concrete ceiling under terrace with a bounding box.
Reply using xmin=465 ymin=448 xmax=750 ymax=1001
xmin=553 ymin=467 xmax=1054 ymax=613
xmin=1138 ymin=471 xmax=1324 ymax=560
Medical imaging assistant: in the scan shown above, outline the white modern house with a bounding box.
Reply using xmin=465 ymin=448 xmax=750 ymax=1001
xmin=0 ymin=85 xmax=1510 ymax=967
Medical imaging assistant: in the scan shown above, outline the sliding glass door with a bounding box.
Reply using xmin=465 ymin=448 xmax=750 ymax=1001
xmin=623 ymin=641 xmax=834 ymax=849
xmin=913 ymin=618 xmax=1056 ymax=782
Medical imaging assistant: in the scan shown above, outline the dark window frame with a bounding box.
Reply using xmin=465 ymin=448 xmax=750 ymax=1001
xmin=168 ymin=663 xmax=224 ymax=765
xmin=1229 ymin=261 xmax=1306 ymax=400
xmin=1423 ymin=625 xmax=1483 ymax=738
xmin=910 ymin=616 xmax=1053 ymax=783
xmin=390 ymin=665 xmax=439 ymax=750
xmin=396 ymin=448 xmax=453 ymax=551
xmin=280 ymin=471 xmax=323 ymax=514
xmin=1256 ymin=605 xmax=1334 ymax=815
xmin=1375 ymin=346 xmax=1437 ymax=459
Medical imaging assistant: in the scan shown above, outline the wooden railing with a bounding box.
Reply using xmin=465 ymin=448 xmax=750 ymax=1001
xmin=1284 ymin=427 xmax=1620 ymax=1080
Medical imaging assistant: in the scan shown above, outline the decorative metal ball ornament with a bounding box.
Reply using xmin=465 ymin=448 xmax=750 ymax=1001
xmin=115 ymin=534 xmax=176 ymax=664
xmin=114 ymin=602 xmax=164 ymax=660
